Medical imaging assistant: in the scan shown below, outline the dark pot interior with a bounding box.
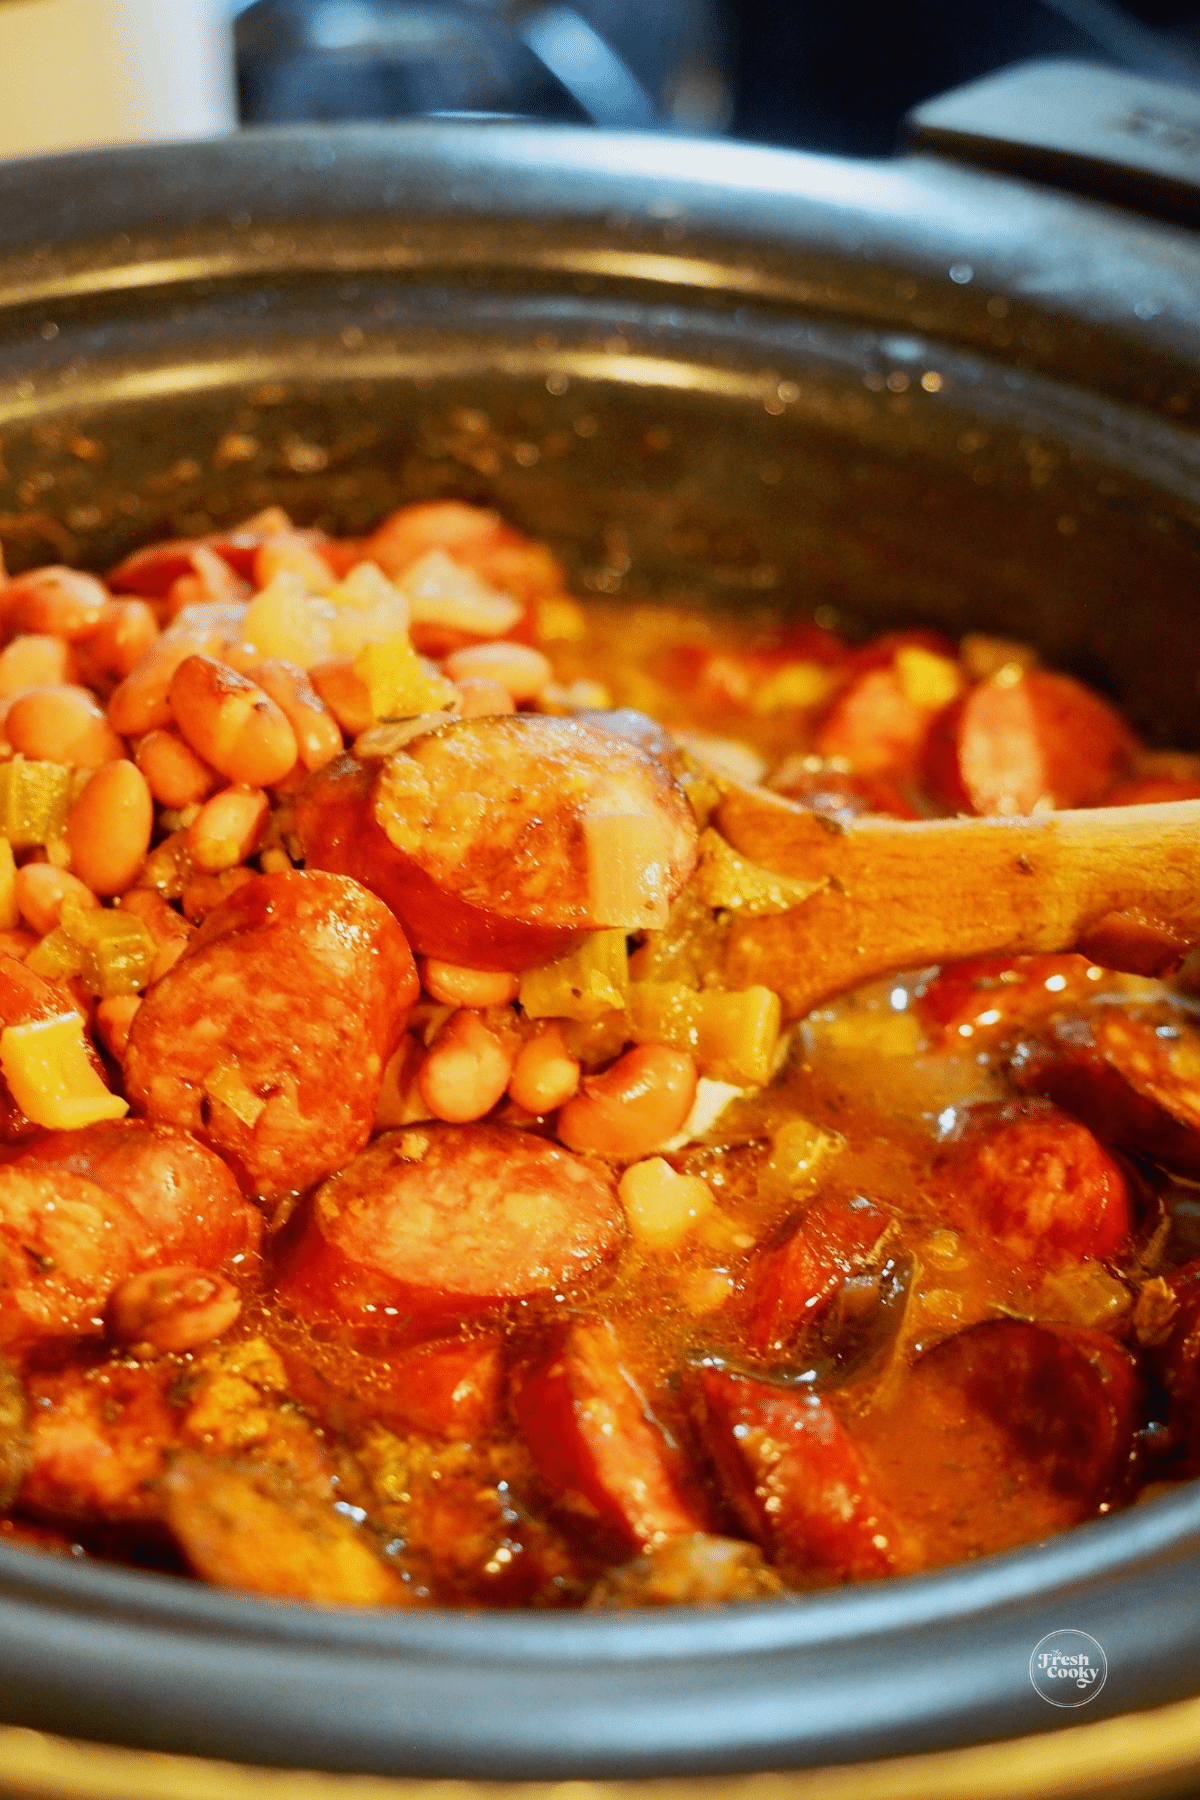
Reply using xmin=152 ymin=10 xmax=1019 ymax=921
xmin=1 ymin=119 xmax=1200 ymax=1779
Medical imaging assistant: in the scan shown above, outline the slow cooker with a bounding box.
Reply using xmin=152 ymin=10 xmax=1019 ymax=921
xmin=1 ymin=55 xmax=1200 ymax=1788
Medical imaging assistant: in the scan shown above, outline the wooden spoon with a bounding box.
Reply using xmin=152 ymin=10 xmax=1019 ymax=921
xmin=715 ymin=786 xmax=1200 ymax=1020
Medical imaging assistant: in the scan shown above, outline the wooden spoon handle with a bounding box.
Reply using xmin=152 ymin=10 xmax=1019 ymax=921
xmin=716 ymin=788 xmax=1200 ymax=1019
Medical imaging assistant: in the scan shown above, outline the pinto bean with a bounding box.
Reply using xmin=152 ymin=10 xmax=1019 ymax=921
xmin=107 ymin=631 xmax=215 ymax=737
xmin=67 ymin=760 xmax=154 ymax=896
xmin=0 ymin=635 xmax=74 ymax=697
xmin=277 ymin=1122 xmax=623 ymax=1330
xmin=79 ymin=599 xmax=159 ymax=682
xmin=135 ymin=727 xmax=219 ymax=808
xmin=95 ymin=993 xmax=141 ymax=1059
xmin=184 ymin=785 xmax=270 ymax=874
xmin=307 ymin=659 xmax=374 ymax=737
xmin=6 ymin=685 xmax=125 ymax=767
xmin=14 ymin=864 xmax=98 ymax=937
xmin=508 ymin=1021 xmax=580 ymax=1115
xmin=2 ymin=567 xmax=108 ymax=641
xmin=124 ymin=870 xmax=417 ymax=1198
xmin=420 ymin=959 xmax=520 ymax=1008
xmin=106 ymin=1265 xmax=242 ymax=1355
xmin=242 ymin=659 xmax=342 ymax=772
xmin=443 ymin=642 xmax=552 ymax=701
xmin=557 ymin=1045 xmax=697 ymax=1159
xmin=511 ymin=1317 xmax=704 ymax=1550
xmin=296 ymin=714 xmax=699 ymax=971
xmin=417 ymin=1009 xmax=517 ymax=1123
xmin=168 ymin=654 xmax=298 ymax=788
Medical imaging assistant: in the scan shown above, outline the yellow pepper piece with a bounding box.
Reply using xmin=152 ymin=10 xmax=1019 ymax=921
xmin=519 ymin=930 xmax=630 ymax=1022
xmin=0 ymin=1013 xmax=128 ymax=1129
xmin=0 ymin=757 xmax=73 ymax=851
xmin=894 ymin=645 xmax=964 ymax=710
xmin=628 ymin=980 xmax=781 ymax=1085
xmin=0 ymin=838 xmax=18 ymax=931
xmin=352 ymin=635 xmax=458 ymax=722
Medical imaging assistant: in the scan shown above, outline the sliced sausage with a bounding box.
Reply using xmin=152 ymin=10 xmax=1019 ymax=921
xmin=376 ymin=1335 xmax=504 ymax=1441
xmin=914 ymin=1319 xmax=1139 ymax=1506
xmin=276 ymin=1123 xmax=624 ymax=1330
xmin=296 ymin=714 xmax=698 ymax=971
xmin=918 ymin=953 xmax=1102 ymax=1040
xmin=14 ymin=1120 xmax=260 ymax=1268
xmin=924 ymin=669 xmax=1134 ymax=815
xmin=123 ymin=870 xmax=417 ymax=1200
xmin=747 ymin=1195 xmax=892 ymax=1354
xmin=510 ymin=1317 xmax=703 ymax=1550
xmin=698 ymin=1368 xmax=900 ymax=1585
xmin=163 ymin=1454 xmax=412 ymax=1605
xmin=0 ymin=1354 xmax=29 ymax=1508
xmin=0 ymin=1165 xmax=146 ymax=1349
xmin=934 ymin=1098 xmax=1131 ymax=1264
xmin=814 ymin=666 xmax=943 ymax=781
xmin=20 ymin=1360 xmax=181 ymax=1522
xmin=1010 ymin=1011 xmax=1200 ymax=1180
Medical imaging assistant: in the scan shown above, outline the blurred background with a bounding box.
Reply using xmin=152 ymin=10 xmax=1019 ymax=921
xmin=230 ymin=0 xmax=1200 ymax=149
xmin=7 ymin=0 xmax=1200 ymax=161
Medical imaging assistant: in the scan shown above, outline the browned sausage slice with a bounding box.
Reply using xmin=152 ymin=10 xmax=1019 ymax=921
xmin=933 ymin=1098 xmax=1131 ymax=1265
xmin=0 ymin=1166 xmax=145 ymax=1350
xmin=510 ymin=1317 xmax=703 ymax=1551
xmin=123 ymin=870 xmax=416 ymax=1200
xmin=924 ymin=669 xmax=1134 ymax=814
xmin=14 ymin=1120 xmax=260 ymax=1268
xmin=510 ymin=1317 xmax=698 ymax=1555
xmin=276 ymin=1122 xmax=624 ymax=1330
xmin=296 ymin=713 xmax=699 ymax=972
xmin=698 ymin=1368 xmax=900 ymax=1585
xmin=747 ymin=1195 xmax=892 ymax=1354
xmin=913 ymin=1319 xmax=1139 ymax=1506
xmin=375 ymin=1336 xmax=504 ymax=1442
xmin=1010 ymin=1011 xmax=1200 ymax=1179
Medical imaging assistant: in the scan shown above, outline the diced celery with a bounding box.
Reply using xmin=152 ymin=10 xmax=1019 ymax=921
xmin=628 ymin=887 xmax=727 ymax=990
xmin=0 ymin=839 xmax=18 ymax=931
xmin=0 ymin=758 xmax=72 ymax=851
xmin=628 ymin=980 xmax=781 ymax=1085
xmin=519 ymin=930 xmax=630 ymax=1022
xmin=692 ymin=828 xmax=825 ymax=918
xmin=33 ymin=900 xmax=156 ymax=998
xmin=25 ymin=930 xmax=85 ymax=982
xmin=559 ymin=1009 xmax=631 ymax=1067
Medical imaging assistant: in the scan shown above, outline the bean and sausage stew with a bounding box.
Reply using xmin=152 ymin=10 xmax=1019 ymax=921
xmin=0 ymin=498 xmax=1196 ymax=1609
